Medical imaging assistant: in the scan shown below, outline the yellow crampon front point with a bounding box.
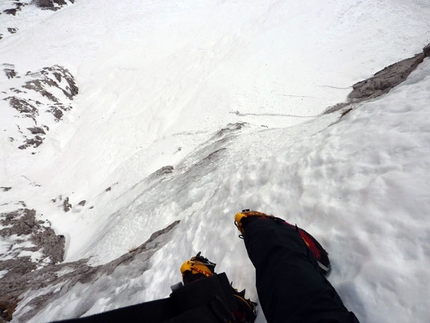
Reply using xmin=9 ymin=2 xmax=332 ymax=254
xmin=234 ymin=210 xmax=270 ymax=235
xmin=180 ymin=260 xmax=213 ymax=277
xmin=180 ymin=252 xmax=216 ymax=278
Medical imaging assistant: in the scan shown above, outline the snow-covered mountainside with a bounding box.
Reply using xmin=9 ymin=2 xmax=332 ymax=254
xmin=1 ymin=1 xmax=430 ymax=322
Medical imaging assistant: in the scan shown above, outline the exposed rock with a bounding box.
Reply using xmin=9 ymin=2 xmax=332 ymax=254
xmin=154 ymin=165 xmax=174 ymax=176
xmin=0 ymin=209 xmax=65 ymax=263
xmin=37 ymin=0 xmax=64 ymax=7
xmin=0 ymin=257 xmax=37 ymax=277
xmin=32 ymin=233 xmax=66 ymax=264
xmin=35 ymin=0 xmax=74 ymax=11
xmin=324 ymin=102 xmax=350 ymax=115
xmin=0 ymin=187 xmax=12 ymax=192
xmin=0 ymin=207 xmax=180 ymax=322
xmin=63 ymin=197 xmax=72 ymax=212
xmin=0 ymin=296 xmax=20 ymax=323
xmin=78 ymin=200 xmax=87 ymax=206
xmin=1 ymin=65 xmax=78 ymax=150
xmin=325 ymin=42 xmax=430 ymax=114
xmin=424 ymin=43 xmax=430 ymax=57
xmin=0 ymin=1 xmax=74 ymax=41
xmin=0 ymin=208 xmax=66 ymax=321
xmin=18 ymin=136 xmax=44 ymax=150
xmin=3 ymin=2 xmax=26 ymax=16
xmin=348 ymin=53 xmax=425 ymax=102
xmin=24 ymin=66 xmax=79 ymax=101
xmin=23 ymin=79 xmax=59 ymax=102
xmin=27 ymin=127 xmax=46 ymax=135
xmin=340 ymin=108 xmax=353 ymax=118
xmin=3 ymin=68 xmax=17 ymax=79
xmin=4 ymin=96 xmax=38 ymax=120
xmin=3 ymin=8 xmax=19 ymax=16
xmin=212 ymin=122 xmax=247 ymax=140
xmin=48 ymin=105 xmax=64 ymax=121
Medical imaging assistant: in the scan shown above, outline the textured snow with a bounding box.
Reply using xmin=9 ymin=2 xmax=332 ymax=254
xmin=1 ymin=0 xmax=430 ymax=322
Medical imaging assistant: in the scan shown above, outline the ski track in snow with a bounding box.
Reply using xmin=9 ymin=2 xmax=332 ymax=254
xmin=1 ymin=0 xmax=430 ymax=322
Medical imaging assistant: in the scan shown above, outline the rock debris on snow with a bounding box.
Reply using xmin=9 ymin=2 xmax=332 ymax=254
xmin=1 ymin=65 xmax=78 ymax=150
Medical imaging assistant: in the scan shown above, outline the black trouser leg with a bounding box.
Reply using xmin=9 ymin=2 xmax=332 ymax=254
xmin=243 ymin=217 xmax=359 ymax=323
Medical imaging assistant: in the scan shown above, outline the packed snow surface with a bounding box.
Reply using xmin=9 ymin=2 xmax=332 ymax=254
xmin=1 ymin=0 xmax=430 ymax=322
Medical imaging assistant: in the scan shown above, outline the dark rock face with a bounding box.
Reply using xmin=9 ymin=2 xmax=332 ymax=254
xmin=63 ymin=197 xmax=72 ymax=212
xmin=0 ymin=208 xmax=180 ymax=322
xmin=1 ymin=1 xmax=74 ymax=41
xmin=424 ymin=44 xmax=430 ymax=57
xmin=0 ymin=209 xmax=65 ymax=264
xmin=78 ymin=200 xmax=87 ymax=206
xmin=1 ymin=64 xmax=78 ymax=151
xmin=325 ymin=43 xmax=430 ymax=114
xmin=0 ymin=208 xmax=65 ymax=321
xmin=348 ymin=53 xmax=425 ymax=102
xmin=35 ymin=0 xmax=75 ymax=11
xmin=3 ymin=67 xmax=17 ymax=79
xmin=5 ymin=97 xmax=39 ymax=119
xmin=154 ymin=165 xmax=175 ymax=177
xmin=2 ymin=2 xmax=26 ymax=16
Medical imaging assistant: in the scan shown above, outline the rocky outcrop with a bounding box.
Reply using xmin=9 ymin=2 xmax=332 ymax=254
xmin=0 ymin=208 xmax=180 ymax=322
xmin=1 ymin=64 xmax=78 ymax=151
xmin=0 ymin=208 xmax=65 ymax=322
xmin=1 ymin=0 xmax=74 ymax=41
xmin=0 ymin=0 xmax=75 ymax=40
xmin=0 ymin=209 xmax=65 ymax=265
xmin=325 ymin=43 xmax=430 ymax=114
xmin=348 ymin=54 xmax=426 ymax=102
xmin=35 ymin=0 xmax=75 ymax=11
xmin=1 ymin=0 xmax=74 ymax=15
xmin=2 ymin=2 xmax=27 ymax=16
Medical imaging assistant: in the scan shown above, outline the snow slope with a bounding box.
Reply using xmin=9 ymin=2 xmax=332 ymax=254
xmin=1 ymin=0 xmax=430 ymax=322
